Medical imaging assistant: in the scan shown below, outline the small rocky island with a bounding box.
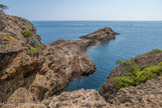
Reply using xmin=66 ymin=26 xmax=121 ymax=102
xmin=0 ymin=13 xmax=162 ymax=108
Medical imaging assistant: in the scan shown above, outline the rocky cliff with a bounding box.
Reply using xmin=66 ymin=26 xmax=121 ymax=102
xmin=30 ymin=51 xmax=161 ymax=108
xmin=1 ymin=13 xmax=162 ymax=108
xmin=0 ymin=13 xmax=118 ymax=105
xmin=99 ymin=51 xmax=162 ymax=108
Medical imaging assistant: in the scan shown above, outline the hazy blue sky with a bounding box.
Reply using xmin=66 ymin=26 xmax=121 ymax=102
xmin=1 ymin=0 xmax=162 ymax=21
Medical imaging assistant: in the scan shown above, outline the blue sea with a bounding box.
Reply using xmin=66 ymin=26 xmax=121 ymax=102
xmin=32 ymin=21 xmax=162 ymax=91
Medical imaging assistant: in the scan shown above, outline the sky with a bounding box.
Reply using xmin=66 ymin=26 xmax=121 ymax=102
xmin=1 ymin=0 xmax=162 ymax=21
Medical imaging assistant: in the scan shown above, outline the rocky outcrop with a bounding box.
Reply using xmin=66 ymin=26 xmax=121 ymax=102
xmin=0 ymin=13 xmax=40 ymax=53
xmin=80 ymin=27 xmax=119 ymax=42
xmin=42 ymin=89 xmax=110 ymax=108
xmin=108 ymin=76 xmax=162 ymax=108
xmin=1 ymin=89 xmax=110 ymax=108
xmin=5 ymin=75 xmax=162 ymax=108
xmin=99 ymin=51 xmax=162 ymax=105
xmin=3 ymin=12 xmax=161 ymax=108
xmin=0 ymin=13 xmax=119 ymax=105
xmin=27 ymin=40 xmax=97 ymax=102
xmin=0 ymin=13 xmax=44 ymax=103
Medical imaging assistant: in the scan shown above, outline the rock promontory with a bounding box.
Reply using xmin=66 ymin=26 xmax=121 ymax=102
xmin=1 ymin=12 xmax=162 ymax=108
xmin=80 ymin=27 xmax=119 ymax=42
xmin=0 ymin=13 xmax=118 ymax=104
xmin=99 ymin=50 xmax=162 ymax=108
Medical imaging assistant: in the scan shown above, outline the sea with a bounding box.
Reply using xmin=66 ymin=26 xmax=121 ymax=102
xmin=31 ymin=21 xmax=162 ymax=91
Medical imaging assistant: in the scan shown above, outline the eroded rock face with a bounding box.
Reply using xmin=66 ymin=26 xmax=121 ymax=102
xmin=108 ymin=76 xmax=162 ymax=108
xmin=99 ymin=51 xmax=162 ymax=103
xmin=3 ymin=78 xmax=162 ymax=108
xmin=1 ymin=13 xmax=162 ymax=108
xmin=0 ymin=13 xmax=119 ymax=104
xmin=42 ymin=89 xmax=110 ymax=108
xmin=0 ymin=13 xmax=41 ymax=54
xmin=1 ymin=89 xmax=111 ymax=108
xmin=0 ymin=13 xmax=45 ymax=103
xmin=28 ymin=40 xmax=97 ymax=102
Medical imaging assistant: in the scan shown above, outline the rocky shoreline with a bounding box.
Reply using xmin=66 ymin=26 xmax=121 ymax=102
xmin=1 ymin=13 xmax=162 ymax=108
xmin=0 ymin=13 xmax=118 ymax=105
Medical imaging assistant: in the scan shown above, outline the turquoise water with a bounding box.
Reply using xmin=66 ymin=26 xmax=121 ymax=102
xmin=32 ymin=21 xmax=162 ymax=91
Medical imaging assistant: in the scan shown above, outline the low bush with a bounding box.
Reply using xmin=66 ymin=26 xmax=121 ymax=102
xmin=148 ymin=49 xmax=162 ymax=54
xmin=27 ymin=47 xmax=38 ymax=55
xmin=23 ymin=29 xmax=32 ymax=37
xmin=116 ymin=59 xmax=140 ymax=72
xmin=113 ymin=59 xmax=162 ymax=91
xmin=38 ymin=44 xmax=42 ymax=50
xmin=116 ymin=59 xmax=123 ymax=64
xmin=27 ymin=44 xmax=42 ymax=56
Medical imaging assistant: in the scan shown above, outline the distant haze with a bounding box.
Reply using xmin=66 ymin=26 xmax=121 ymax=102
xmin=1 ymin=0 xmax=162 ymax=21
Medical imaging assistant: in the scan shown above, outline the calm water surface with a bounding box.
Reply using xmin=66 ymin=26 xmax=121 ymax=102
xmin=32 ymin=21 xmax=162 ymax=91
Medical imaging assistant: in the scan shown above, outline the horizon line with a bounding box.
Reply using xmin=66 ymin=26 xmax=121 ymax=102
xmin=30 ymin=20 xmax=162 ymax=22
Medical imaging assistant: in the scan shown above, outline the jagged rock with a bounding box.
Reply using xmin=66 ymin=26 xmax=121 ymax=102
xmin=1 ymin=12 xmax=162 ymax=108
xmin=42 ymin=89 xmax=110 ymax=108
xmin=1 ymin=89 xmax=110 ymax=108
xmin=2 ymin=78 xmax=162 ymax=108
xmin=7 ymin=87 xmax=34 ymax=104
xmin=99 ymin=51 xmax=162 ymax=105
xmin=0 ymin=13 xmax=42 ymax=54
xmin=0 ymin=13 xmax=118 ymax=104
xmin=108 ymin=76 xmax=162 ymax=108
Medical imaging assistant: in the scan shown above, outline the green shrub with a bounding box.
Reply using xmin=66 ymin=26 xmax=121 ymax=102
xmin=27 ymin=45 xmax=42 ymax=56
xmin=23 ymin=29 xmax=32 ymax=37
xmin=116 ymin=59 xmax=123 ymax=64
xmin=38 ymin=44 xmax=42 ymax=50
xmin=112 ymin=60 xmax=162 ymax=91
xmin=27 ymin=47 xmax=38 ymax=56
xmin=124 ymin=60 xmax=140 ymax=72
xmin=116 ymin=59 xmax=140 ymax=72
xmin=112 ymin=76 xmax=134 ymax=90
xmin=148 ymin=49 xmax=162 ymax=54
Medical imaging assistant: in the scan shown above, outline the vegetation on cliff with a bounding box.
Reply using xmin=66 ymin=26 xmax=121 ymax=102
xmin=27 ymin=45 xmax=42 ymax=56
xmin=148 ymin=49 xmax=162 ymax=54
xmin=23 ymin=29 xmax=32 ymax=37
xmin=113 ymin=56 xmax=162 ymax=90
